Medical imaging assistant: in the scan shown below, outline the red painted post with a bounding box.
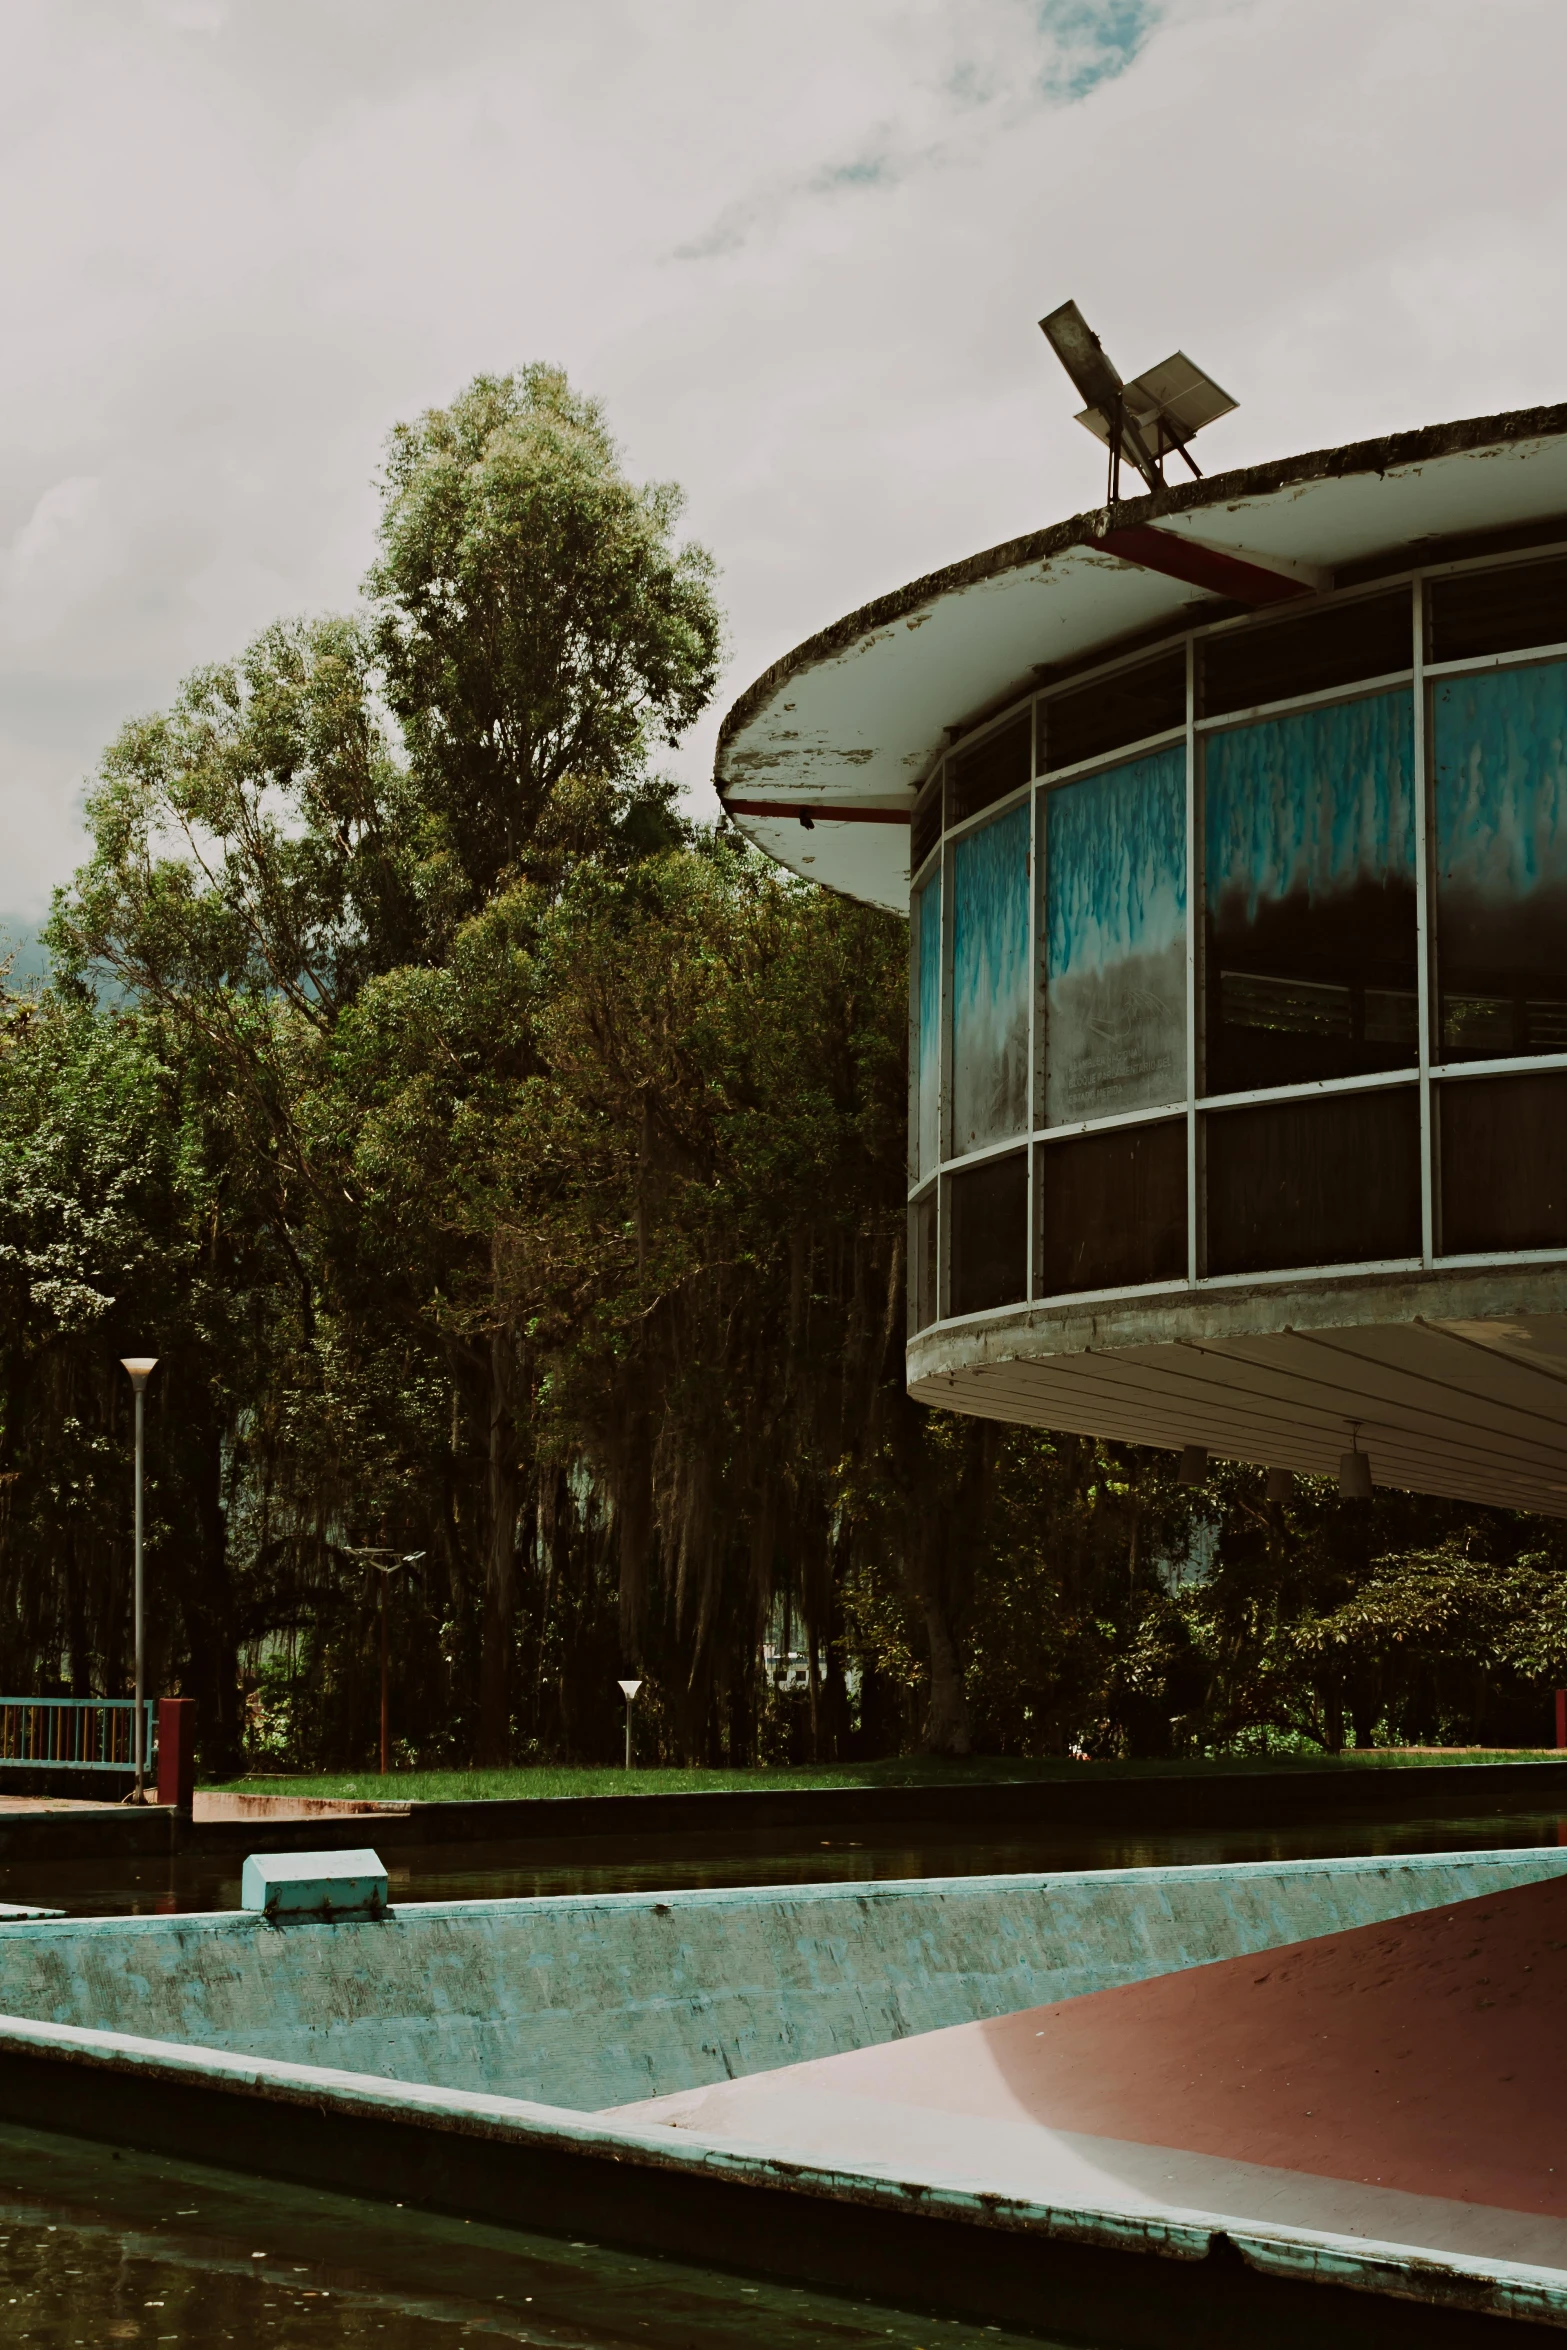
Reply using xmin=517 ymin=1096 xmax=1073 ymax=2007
xmin=1555 ymin=1689 xmax=1566 ymax=1750
xmin=156 ymin=1698 xmax=197 ymax=1813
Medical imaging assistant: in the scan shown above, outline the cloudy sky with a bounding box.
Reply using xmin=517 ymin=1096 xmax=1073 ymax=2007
xmin=3 ymin=0 xmax=1566 ymax=954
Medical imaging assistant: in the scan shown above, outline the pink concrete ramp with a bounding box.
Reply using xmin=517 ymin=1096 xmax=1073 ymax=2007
xmin=610 ymin=1871 xmax=1567 ymax=2269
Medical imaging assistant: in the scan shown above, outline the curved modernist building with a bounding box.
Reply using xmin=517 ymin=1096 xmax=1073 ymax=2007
xmin=717 ymin=404 xmax=1567 ymax=1512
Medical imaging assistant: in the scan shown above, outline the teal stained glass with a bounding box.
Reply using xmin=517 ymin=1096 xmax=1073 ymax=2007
xmin=1205 ymin=692 xmax=1414 ymax=919
xmin=951 ymin=801 xmax=1030 ymax=1154
xmin=1045 ymin=746 xmax=1186 ymax=1122
xmin=1434 ymin=658 xmax=1567 ymax=1056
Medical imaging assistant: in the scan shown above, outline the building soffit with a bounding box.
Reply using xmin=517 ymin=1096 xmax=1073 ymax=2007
xmin=717 ymin=402 xmax=1567 ymax=914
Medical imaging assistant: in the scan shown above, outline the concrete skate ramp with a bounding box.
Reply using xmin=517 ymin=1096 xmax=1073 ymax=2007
xmin=0 ymin=1850 xmax=1564 ymax=2111
xmin=612 ymin=1869 xmax=1567 ymax=2272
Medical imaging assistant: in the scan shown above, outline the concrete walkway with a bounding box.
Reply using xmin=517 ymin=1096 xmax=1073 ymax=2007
xmin=192 ymin=1792 xmax=407 ymax=1821
xmin=0 ymin=1793 xmax=129 ymax=1813
xmin=0 ymin=1791 xmax=402 ymax=1820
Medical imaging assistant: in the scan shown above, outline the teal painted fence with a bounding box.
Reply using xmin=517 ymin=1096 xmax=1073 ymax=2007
xmin=0 ymin=1697 xmax=156 ymax=1773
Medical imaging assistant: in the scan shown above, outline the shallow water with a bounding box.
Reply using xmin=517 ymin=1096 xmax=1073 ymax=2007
xmin=0 ymin=1803 xmax=1562 ymax=1917
xmin=0 ymin=2122 xmax=1062 ymax=2348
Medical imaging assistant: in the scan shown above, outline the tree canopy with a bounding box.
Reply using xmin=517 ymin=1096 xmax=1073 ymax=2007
xmin=5 ymin=366 xmax=1564 ymax=1775
xmin=370 ymin=367 xmax=722 ymax=914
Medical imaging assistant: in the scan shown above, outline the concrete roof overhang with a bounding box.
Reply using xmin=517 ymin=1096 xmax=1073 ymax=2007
xmin=908 ymin=1270 xmax=1567 ymax=1519
xmin=716 ymin=403 xmax=1567 ymax=913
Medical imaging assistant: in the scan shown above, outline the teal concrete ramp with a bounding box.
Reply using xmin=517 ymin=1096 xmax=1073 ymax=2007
xmin=0 ymin=1850 xmax=1562 ymax=2111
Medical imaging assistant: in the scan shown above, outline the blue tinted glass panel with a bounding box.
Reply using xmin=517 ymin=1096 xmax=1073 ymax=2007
xmin=1435 ymin=661 xmax=1567 ymax=1059
xmin=1044 ymin=746 xmax=1186 ymax=1123
xmin=1203 ymin=690 xmax=1416 ymax=1094
xmin=911 ymin=869 xmax=942 ymax=1179
xmin=951 ymin=802 xmax=1030 ymax=1155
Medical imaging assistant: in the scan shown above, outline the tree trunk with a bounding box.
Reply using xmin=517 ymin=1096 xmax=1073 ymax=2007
xmin=478 ymin=1324 xmax=519 ymax=1764
xmin=806 ymin=1630 xmax=821 ymax=1763
xmin=64 ymin=1532 xmax=90 ymax=1701
xmin=183 ymin=1401 xmax=243 ymax=1774
xmin=1322 ymin=1681 xmax=1345 ymax=1755
xmin=898 ymin=1424 xmax=979 ymax=1759
xmin=919 ymin=1589 xmax=972 ymax=1756
xmin=904 ymin=1514 xmax=971 ymax=1755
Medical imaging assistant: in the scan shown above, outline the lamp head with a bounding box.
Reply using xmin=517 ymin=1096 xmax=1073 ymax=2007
xmin=1338 ymin=1448 xmax=1374 ymax=1501
xmin=617 ymin=1679 xmax=643 ymax=1702
xmin=119 ymin=1357 xmax=158 ymax=1392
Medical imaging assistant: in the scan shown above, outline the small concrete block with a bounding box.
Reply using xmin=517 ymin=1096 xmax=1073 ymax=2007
xmin=241 ymin=1847 xmax=388 ymax=1921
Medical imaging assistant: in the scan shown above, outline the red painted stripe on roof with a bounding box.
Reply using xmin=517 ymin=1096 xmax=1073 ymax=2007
xmin=1096 ymin=523 xmax=1312 ymax=605
xmin=725 ymin=800 xmax=912 ymax=824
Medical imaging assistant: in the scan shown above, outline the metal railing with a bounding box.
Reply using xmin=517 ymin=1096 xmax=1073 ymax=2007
xmin=0 ymin=1699 xmax=157 ymax=1773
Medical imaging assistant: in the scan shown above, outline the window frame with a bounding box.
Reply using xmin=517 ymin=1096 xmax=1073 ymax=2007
xmin=906 ymin=537 xmax=1567 ymax=1330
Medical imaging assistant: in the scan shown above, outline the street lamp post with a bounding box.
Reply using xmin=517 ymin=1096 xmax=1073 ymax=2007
xmin=345 ymin=1548 xmax=425 ymax=1774
xmin=617 ymin=1678 xmax=643 ymax=1770
xmin=119 ymin=1358 xmax=158 ymax=1802
xmin=378 ymin=1567 xmax=392 ymax=1774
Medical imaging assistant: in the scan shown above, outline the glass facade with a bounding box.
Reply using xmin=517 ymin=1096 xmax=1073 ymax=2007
xmin=1434 ymin=660 xmax=1567 ymax=1058
xmin=907 ymin=552 xmax=1567 ymax=1327
xmin=1044 ymin=746 xmax=1185 ymax=1123
xmin=949 ymin=800 xmax=1030 ymax=1156
xmin=910 ymin=868 xmax=942 ymax=1182
xmin=1203 ymin=693 xmax=1416 ymax=1095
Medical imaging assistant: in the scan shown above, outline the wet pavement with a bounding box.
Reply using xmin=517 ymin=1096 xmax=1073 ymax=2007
xmin=0 ymin=1802 xmax=1561 ymax=1917
xmin=0 ymin=2122 xmax=1060 ymax=2348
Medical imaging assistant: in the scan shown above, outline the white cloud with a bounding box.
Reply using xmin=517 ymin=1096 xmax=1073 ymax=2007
xmin=0 ymin=0 xmax=1564 ymax=919
xmin=0 ymin=477 xmax=108 ymax=646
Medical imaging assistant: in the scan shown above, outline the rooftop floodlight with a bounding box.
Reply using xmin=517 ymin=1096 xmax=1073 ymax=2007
xmin=1177 ymin=1444 xmax=1208 ymax=1486
xmin=1039 ymin=300 xmax=1237 ymax=503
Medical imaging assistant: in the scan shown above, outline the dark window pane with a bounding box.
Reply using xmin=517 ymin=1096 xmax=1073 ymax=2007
xmin=1429 ymin=555 xmax=1567 ymax=665
xmin=1037 ymin=1121 xmax=1186 ymax=1296
xmin=1044 ymin=748 xmax=1186 ymax=1121
xmin=909 ymin=1192 xmax=940 ymax=1331
xmin=911 ymin=772 xmax=943 ymax=873
xmin=951 ymin=803 xmax=1030 ymax=1154
xmin=949 ymin=1152 xmax=1027 ymax=1314
xmin=949 ymin=715 xmax=1031 ymax=825
xmin=1205 ymin=1090 xmax=1420 ymax=1275
xmin=1204 ymin=691 xmax=1417 ymax=1093
xmin=1439 ymin=1072 xmax=1567 ymax=1253
xmin=1200 ymin=591 xmax=1411 ymax=718
xmin=1434 ymin=662 xmax=1567 ymax=1061
xmin=1043 ymin=649 xmax=1185 ymax=773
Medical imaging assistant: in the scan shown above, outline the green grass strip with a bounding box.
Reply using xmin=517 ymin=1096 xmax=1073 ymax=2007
xmin=212 ymin=1748 xmax=1567 ymax=1803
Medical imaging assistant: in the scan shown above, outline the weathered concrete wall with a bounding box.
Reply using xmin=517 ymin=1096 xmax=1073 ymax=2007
xmin=0 ymin=1851 xmax=1560 ymax=2113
